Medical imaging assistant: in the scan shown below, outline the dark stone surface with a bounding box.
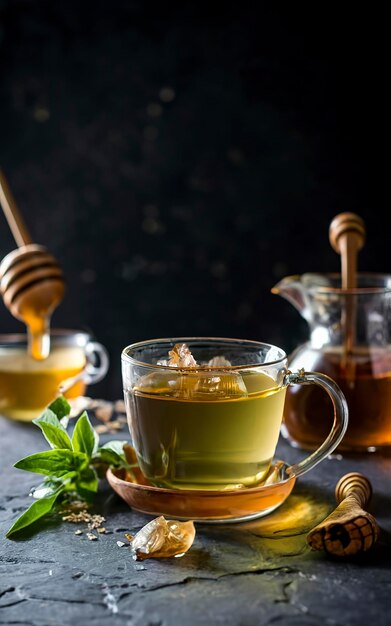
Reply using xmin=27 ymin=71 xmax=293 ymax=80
xmin=1 ymin=414 xmax=390 ymax=626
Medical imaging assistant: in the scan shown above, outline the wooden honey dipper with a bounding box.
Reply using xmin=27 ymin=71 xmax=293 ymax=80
xmin=307 ymin=472 xmax=380 ymax=557
xmin=0 ymin=170 xmax=65 ymax=360
xmin=329 ymin=212 xmax=366 ymax=291
xmin=329 ymin=212 xmax=366 ymax=379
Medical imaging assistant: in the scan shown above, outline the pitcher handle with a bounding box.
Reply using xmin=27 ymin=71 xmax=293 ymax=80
xmin=284 ymin=369 xmax=349 ymax=478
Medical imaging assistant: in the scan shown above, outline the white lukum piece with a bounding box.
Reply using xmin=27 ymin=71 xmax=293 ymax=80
xmin=130 ymin=516 xmax=196 ymax=561
xmin=141 ymin=343 xmax=247 ymax=399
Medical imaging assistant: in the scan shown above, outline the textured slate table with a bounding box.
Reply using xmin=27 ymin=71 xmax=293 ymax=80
xmin=1 ymin=414 xmax=390 ymax=626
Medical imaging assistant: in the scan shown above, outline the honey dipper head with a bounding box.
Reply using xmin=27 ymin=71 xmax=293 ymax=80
xmin=0 ymin=244 xmax=65 ymax=322
xmin=329 ymin=212 xmax=366 ymax=254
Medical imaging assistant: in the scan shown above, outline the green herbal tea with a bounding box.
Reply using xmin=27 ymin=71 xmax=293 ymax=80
xmin=125 ymin=370 xmax=286 ymax=490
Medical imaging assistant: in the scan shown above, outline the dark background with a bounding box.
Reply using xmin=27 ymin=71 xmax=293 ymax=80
xmin=0 ymin=1 xmax=388 ymax=399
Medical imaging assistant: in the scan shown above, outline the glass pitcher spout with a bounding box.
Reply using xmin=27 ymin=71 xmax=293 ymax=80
xmin=271 ymin=273 xmax=332 ymax=325
xmin=271 ymin=275 xmax=305 ymax=314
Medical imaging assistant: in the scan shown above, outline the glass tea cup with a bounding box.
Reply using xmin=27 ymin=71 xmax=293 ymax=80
xmin=0 ymin=329 xmax=109 ymax=421
xmin=121 ymin=337 xmax=348 ymax=491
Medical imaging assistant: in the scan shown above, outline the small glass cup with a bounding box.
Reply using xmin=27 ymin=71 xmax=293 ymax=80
xmin=0 ymin=329 xmax=109 ymax=421
xmin=121 ymin=337 xmax=348 ymax=491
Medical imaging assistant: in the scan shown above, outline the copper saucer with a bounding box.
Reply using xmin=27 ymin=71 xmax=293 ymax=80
xmin=106 ymin=458 xmax=296 ymax=523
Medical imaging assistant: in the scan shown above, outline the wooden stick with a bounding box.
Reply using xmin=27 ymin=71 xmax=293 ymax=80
xmin=0 ymin=169 xmax=32 ymax=247
xmin=329 ymin=213 xmax=365 ymax=379
xmin=307 ymin=472 xmax=380 ymax=556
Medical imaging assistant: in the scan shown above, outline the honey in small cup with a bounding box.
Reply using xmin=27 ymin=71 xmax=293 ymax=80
xmin=122 ymin=338 xmax=349 ymax=491
xmin=0 ymin=329 xmax=109 ymax=421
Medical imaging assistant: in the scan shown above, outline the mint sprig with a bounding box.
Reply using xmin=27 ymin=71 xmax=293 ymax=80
xmin=6 ymin=396 xmax=130 ymax=538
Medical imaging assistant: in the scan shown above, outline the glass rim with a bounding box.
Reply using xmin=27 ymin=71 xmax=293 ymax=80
xmin=0 ymin=328 xmax=92 ymax=347
xmin=121 ymin=337 xmax=287 ymax=370
xmin=291 ymin=272 xmax=391 ymax=295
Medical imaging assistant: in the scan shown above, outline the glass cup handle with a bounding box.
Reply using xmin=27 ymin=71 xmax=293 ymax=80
xmin=283 ymin=369 xmax=349 ymax=478
xmin=59 ymin=341 xmax=110 ymax=394
xmin=84 ymin=341 xmax=110 ymax=385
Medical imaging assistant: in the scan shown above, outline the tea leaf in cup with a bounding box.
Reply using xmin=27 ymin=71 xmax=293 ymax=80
xmin=71 ymin=411 xmax=99 ymax=457
xmin=14 ymin=449 xmax=88 ymax=477
xmin=167 ymin=343 xmax=198 ymax=367
xmin=193 ymin=371 xmax=248 ymax=399
xmin=134 ymin=371 xmax=181 ymax=395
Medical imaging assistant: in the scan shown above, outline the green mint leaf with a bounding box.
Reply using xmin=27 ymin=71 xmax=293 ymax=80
xmin=76 ymin=487 xmax=97 ymax=502
xmin=6 ymin=488 xmax=63 ymax=537
xmin=100 ymin=441 xmax=127 ymax=457
xmin=35 ymin=472 xmax=77 ymax=495
xmin=96 ymin=441 xmax=128 ymax=468
xmin=60 ymin=416 xmax=69 ymax=429
xmin=30 ymin=477 xmax=65 ymax=499
xmin=33 ymin=418 xmax=72 ymax=451
xmin=35 ymin=408 xmax=64 ymax=429
xmin=77 ymin=467 xmax=99 ymax=493
xmin=14 ymin=449 xmax=88 ymax=477
xmin=72 ymin=412 xmax=99 ymax=457
xmin=96 ymin=448 xmax=123 ymax=467
xmin=35 ymin=407 xmax=69 ymax=436
xmin=48 ymin=396 xmax=71 ymax=420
